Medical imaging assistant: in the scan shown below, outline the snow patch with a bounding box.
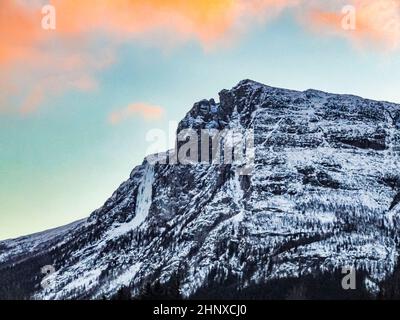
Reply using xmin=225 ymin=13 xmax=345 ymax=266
xmin=106 ymin=165 xmax=154 ymax=240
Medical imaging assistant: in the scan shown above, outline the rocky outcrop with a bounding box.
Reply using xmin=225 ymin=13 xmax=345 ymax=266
xmin=1 ymin=80 xmax=400 ymax=300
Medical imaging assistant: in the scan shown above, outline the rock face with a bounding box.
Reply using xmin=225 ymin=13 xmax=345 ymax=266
xmin=1 ymin=80 xmax=400 ymax=300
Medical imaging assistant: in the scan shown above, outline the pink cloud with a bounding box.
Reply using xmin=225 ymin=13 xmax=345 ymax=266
xmin=46 ymin=0 xmax=300 ymax=47
xmin=2 ymin=0 xmax=400 ymax=117
xmin=109 ymin=103 xmax=165 ymax=125
xmin=1 ymin=0 xmax=298 ymax=67
xmin=1 ymin=0 xmax=299 ymax=115
xmin=0 ymin=45 xmax=114 ymax=115
xmin=306 ymin=0 xmax=400 ymax=51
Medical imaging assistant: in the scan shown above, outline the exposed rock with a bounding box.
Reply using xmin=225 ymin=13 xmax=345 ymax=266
xmin=1 ymin=80 xmax=400 ymax=300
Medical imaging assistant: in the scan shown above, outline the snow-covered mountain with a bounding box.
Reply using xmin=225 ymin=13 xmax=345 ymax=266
xmin=1 ymin=80 xmax=400 ymax=300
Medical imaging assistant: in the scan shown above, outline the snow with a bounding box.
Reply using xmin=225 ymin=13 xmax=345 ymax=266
xmin=0 ymin=219 xmax=85 ymax=264
xmin=3 ymin=80 xmax=400 ymax=300
xmin=228 ymin=172 xmax=245 ymax=224
xmin=103 ymin=262 xmax=142 ymax=294
xmin=134 ymin=165 xmax=155 ymax=228
xmin=105 ymin=164 xmax=154 ymax=240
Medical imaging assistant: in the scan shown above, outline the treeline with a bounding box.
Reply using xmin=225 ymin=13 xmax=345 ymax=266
xmin=0 ymin=252 xmax=53 ymax=300
xmin=191 ymin=266 xmax=373 ymax=300
xmin=110 ymin=272 xmax=182 ymax=300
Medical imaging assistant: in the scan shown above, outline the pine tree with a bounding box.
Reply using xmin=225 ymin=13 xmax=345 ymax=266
xmin=115 ymin=286 xmax=132 ymax=300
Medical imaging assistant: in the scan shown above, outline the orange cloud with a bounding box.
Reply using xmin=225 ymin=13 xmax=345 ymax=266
xmin=109 ymin=103 xmax=164 ymax=125
xmin=1 ymin=47 xmax=114 ymax=115
xmin=1 ymin=0 xmax=298 ymax=68
xmin=49 ymin=0 xmax=299 ymax=46
xmin=307 ymin=0 xmax=400 ymax=50
xmin=0 ymin=0 xmax=299 ymax=115
xmin=2 ymin=0 xmax=400 ymax=116
xmin=0 ymin=0 xmax=40 ymax=65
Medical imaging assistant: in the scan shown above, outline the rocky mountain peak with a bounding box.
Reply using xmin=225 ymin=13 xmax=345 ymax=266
xmin=1 ymin=80 xmax=400 ymax=300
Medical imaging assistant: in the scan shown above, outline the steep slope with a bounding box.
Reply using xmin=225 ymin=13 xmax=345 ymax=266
xmin=1 ymin=80 xmax=400 ymax=300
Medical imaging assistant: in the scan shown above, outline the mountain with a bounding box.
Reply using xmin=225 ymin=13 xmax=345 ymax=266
xmin=1 ymin=79 xmax=400 ymax=300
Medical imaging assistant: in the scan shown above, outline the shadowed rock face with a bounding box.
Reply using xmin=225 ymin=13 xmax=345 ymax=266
xmin=1 ymin=80 xmax=400 ymax=300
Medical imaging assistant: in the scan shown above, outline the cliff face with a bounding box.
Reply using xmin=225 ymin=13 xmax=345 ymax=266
xmin=1 ymin=80 xmax=400 ymax=300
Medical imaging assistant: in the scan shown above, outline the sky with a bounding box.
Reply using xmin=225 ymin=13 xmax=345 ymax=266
xmin=1 ymin=0 xmax=400 ymax=240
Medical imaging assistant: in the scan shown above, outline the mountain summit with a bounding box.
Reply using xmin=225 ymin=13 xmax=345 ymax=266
xmin=1 ymin=80 xmax=400 ymax=299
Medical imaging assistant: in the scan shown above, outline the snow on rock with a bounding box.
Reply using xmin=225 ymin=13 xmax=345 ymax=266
xmin=105 ymin=164 xmax=154 ymax=240
xmin=1 ymin=79 xmax=400 ymax=299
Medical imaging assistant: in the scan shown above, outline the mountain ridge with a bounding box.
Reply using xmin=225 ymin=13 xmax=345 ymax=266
xmin=1 ymin=79 xmax=400 ymax=300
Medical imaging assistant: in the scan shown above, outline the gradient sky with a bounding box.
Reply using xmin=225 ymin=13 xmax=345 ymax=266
xmin=1 ymin=0 xmax=400 ymax=240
